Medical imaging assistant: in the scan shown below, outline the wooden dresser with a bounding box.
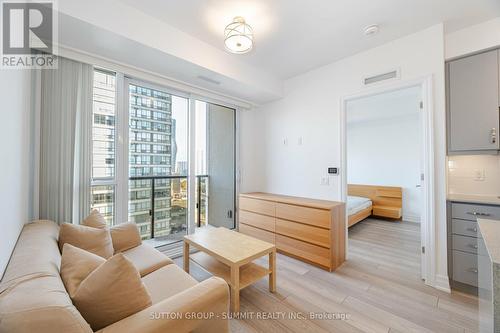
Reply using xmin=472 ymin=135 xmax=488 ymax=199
xmin=238 ymin=192 xmax=346 ymax=271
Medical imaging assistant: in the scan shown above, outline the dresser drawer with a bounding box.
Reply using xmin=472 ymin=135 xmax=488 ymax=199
xmin=239 ymin=224 xmax=275 ymax=244
xmin=276 ymin=203 xmax=330 ymax=229
xmin=451 ymin=219 xmax=481 ymax=238
xmin=276 ymin=235 xmax=330 ymax=268
xmin=451 ymin=202 xmax=500 ymax=221
xmin=239 ymin=197 xmax=275 ymax=216
xmin=239 ymin=210 xmax=275 ymax=232
xmin=275 ymin=219 xmax=330 ymax=248
xmin=452 ymin=234 xmax=487 ymax=256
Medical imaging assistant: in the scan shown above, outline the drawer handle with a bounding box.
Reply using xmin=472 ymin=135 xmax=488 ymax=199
xmin=466 ymin=227 xmax=478 ymax=232
xmin=470 ymin=244 xmax=478 ymax=249
xmin=467 ymin=212 xmax=491 ymax=217
xmin=467 ymin=268 xmax=478 ymax=274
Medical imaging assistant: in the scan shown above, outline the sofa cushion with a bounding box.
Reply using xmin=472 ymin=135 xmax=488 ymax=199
xmin=0 ymin=275 xmax=93 ymax=333
xmin=72 ymin=254 xmax=152 ymax=331
xmin=0 ymin=221 xmax=92 ymax=333
xmin=110 ymin=222 xmax=142 ymax=253
xmin=142 ymin=264 xmax=198 ymax=304
xmin=60 ymin=244 xmax=105 ymax=297
xmin=0 ymin=220 xmax=61 ymax=289
xmin=81 ymin=209 xmax=107 ymax=229
xmin=58 ymin=223 xmax=114 ymax=258
xmin=122 ymin=243 xmax=173 ymax=276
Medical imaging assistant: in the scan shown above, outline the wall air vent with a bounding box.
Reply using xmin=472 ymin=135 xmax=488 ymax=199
xmin=363 ymin=69 xmax=399 ymax=85
xmin=197 ymin=75 xmax=221 ymax=85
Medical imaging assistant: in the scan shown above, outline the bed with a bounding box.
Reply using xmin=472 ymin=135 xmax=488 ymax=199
xmin=347 ymin=184 xmax=403 ymax=227
xmin=347 ymin=195 xmax=372 ymax=227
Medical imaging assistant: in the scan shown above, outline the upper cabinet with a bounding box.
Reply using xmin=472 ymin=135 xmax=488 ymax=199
xmin=447 ymin=49 xmax=500 ymax=154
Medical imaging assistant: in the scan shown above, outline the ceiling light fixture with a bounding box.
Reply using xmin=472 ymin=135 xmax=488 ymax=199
xmin=364 ymin=24 xmax=379 ymax=36
xmin=224 ymin=16 xmax=253 ymax=54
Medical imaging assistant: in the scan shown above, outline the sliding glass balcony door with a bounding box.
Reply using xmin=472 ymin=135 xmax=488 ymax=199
xmin=90 ymin=69 xmax=237 ymax=246
xmin=127 ymin=81 xmax=188 ymax=245
xmin=195 ymin=101 xmax=235 ymax=229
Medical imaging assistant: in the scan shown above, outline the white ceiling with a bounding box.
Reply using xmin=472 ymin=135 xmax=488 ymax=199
xmin=346 ymin=85 xmax=421 ymax=124
xmin=117 ymin=0 xmax=500 ymax=79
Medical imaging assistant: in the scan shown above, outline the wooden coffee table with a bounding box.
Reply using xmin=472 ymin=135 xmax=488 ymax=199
xmin=183 ymin=227 xmax=276 ymax=312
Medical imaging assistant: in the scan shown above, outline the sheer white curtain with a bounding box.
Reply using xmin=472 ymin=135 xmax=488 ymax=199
xmin=39 ymin=57 xmax=93 ymax=224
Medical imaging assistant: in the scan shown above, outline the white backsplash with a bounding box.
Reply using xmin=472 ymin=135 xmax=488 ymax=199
xmin=448 ymin=155 xmax=500 ymax=196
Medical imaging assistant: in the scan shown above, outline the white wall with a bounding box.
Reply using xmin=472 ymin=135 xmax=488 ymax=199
xmin=240 ymin=24 xmax=449 ymax=290
xmin=445 ymin=17 xmax=500 ymax=60
xmin=347 ymin=113 xmax=421 ymax=222
xmin=0 ymin=70 xmax=32 ymax=278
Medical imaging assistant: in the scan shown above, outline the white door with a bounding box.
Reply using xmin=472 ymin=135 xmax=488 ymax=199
xmin=207 ymin=103 xmax=236 ymax=229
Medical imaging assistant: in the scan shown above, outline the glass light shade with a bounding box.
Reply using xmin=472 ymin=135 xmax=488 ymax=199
xmin=224 ymin=17 xmax=253 ymax=54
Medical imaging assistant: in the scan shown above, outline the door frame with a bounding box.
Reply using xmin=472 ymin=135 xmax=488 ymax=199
xmin=339 ymin=75 xmax=436 ymax=287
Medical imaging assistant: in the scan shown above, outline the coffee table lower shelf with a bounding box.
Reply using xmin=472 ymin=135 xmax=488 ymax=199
xmin=190 ymin=251 xmax=270 ymax=290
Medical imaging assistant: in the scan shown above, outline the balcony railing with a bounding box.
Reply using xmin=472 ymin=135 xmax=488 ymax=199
xmin=128 ymin=175 xmax=208 ymax=245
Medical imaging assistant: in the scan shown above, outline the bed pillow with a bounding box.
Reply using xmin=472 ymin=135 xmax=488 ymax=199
xmin=72 ymin=253 xmax=152 ymax=330
xmin=60 ymin=243 xmax=105 ymax=297
xmin=58 ymin=223 xmax=114 ymax=258
xmin=81 ymin=209 xmax=107 ymax=229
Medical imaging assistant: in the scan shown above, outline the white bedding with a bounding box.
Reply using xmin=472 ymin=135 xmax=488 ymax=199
xmin=347 ymin=196 xmax=372 ymax=216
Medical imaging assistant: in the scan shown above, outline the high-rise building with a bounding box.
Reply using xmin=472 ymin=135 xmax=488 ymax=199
xmin=128 ymin=83 xmax=174 ymax=240
xmin=91 ymin=72 xmax=179 ymax=240
xmin=171 ymin=118 xmax=177 ymax=174
xmin=90 ymin=70 xmax=116 ymax=226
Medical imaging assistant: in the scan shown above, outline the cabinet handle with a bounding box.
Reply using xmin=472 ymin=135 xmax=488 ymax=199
xmin=467 ymin=212 xmax=491 ymax=217
xmin=491 ymin=128 xmax=497 ymax=144
xmin=471 ymin=244 xmax=478 ymax=249
xmin=467 ymin=268 xmax=479 ymax=274
xmin=466 ymin=227 xmax=478 ymax=232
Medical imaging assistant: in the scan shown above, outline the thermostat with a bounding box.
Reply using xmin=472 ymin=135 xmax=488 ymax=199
xmin=328 ymin=167 xmax=339 ymax=175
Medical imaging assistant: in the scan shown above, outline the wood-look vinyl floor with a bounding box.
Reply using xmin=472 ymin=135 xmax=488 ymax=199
xmin=173 ymin=218 xmax=480 ymax=333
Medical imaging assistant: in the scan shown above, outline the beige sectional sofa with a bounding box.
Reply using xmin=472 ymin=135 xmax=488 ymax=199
xmin=0 ymin=220 xmax=230 ymax=332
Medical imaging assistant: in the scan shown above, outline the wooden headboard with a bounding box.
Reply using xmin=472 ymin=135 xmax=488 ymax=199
xmin=348 ymin=184 xmax=402 ymax=219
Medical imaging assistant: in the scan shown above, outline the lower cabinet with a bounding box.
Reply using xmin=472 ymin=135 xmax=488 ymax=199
xmin=452 ymin=250 xmax=490 ymax=287
xmin=448 ymin=201 xmax=500 ymax=291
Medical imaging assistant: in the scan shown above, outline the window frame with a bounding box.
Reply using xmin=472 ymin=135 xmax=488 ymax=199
xmin=90 ymin=70 xmax=239 ymax=239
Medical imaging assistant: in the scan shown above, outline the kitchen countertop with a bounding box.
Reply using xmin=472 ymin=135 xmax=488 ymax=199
xmin=447 ymin=193 xmax=500 ymax=206
xmin=478 ymin=219 xmax=500 ymax=332
xmin=478 ymin=219 xmax=500 ymax=265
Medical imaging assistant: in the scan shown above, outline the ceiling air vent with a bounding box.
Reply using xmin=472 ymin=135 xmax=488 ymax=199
xmin=197 ymin=75 xmax=221 ymax=85
xmin=363 ymin=69 xmax=399 ymax=85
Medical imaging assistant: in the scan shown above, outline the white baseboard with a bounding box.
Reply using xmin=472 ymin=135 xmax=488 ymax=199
xmin=433 ymin=274 xmax=451 ymax=293
xmin=403 ymin=214 xmax=421 ymax=223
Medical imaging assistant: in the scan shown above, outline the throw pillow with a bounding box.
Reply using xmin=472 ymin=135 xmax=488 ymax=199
xmin=58 ymin=223 xmax=114 ymax=258
xmin=72 ymin=253 xmax=152 ymax=330
xmin=81 ymin=209 xmax=107 ymax=229
xmin=110 ymin=222 xmax=142 ymax=253
xmin=60 ymin=243 xmax=105 ymax=297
